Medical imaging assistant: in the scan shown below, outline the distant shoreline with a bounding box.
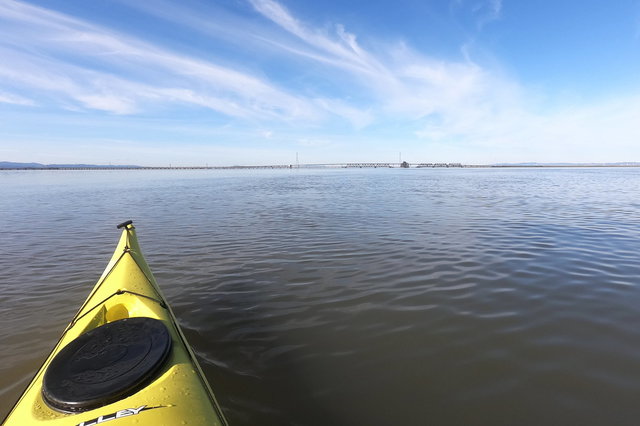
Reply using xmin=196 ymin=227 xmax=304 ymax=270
xmin=2 ymin=161 xmax=640 ymax=170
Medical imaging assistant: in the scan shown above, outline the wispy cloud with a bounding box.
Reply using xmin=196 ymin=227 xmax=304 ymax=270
xmin=482 ymin=0 xmax=503 ymax=27
xmin=0 ymin=0 xmax=321 ymax=120
xmin=0 ymin=0 xmax=499 ymax=128
xmin=450 ymin=0 xmax=503 ymax=29
xmin=249 ymin=0 xmax=394 ymax=80
xmin=249 ymin=0 xmax=494 ymax=119
xmin=0 ymin=90 xmax=35 ymax=106
xmin=248 ymin=0 xmax=640 ymax=162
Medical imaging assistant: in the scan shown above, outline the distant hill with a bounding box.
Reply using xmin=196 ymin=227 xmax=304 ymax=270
xmin=0 ymin=162 xmax=46 ymax=168
xmin=0 ymin=161 xmax=141 ymax=169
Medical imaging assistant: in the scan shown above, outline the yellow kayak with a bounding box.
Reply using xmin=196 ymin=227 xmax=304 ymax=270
xmin=3 ymin=221 xmax=229 ymax=426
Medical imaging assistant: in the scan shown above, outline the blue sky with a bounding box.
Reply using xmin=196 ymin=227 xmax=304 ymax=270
xmin=1 ymin=0 xmax=640 ymax=165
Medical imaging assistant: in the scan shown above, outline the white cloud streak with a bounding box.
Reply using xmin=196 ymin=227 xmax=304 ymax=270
xmin=451 ymin=0 xmax=503 ymax=29
xmin=0 ymin=90 xmax=35 ymax=106
xmin=0 ymin=0 xmax=321 ymax=120
xmin=476 ymin=0 xmax=503 ymax=29
xmin=248 ymin=0 xmax=640 ymax=162
xmin=249 ymin=0 xmax=493 ymax=119
xmin=248 ymin=0 xmax=394 ymax=80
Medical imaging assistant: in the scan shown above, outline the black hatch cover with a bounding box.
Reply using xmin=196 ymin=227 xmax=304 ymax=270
xmin=42 ymin=317 xmax=172 ymax=412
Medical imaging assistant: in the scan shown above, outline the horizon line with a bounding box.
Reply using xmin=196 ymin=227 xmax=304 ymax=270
xmin=2 ymin=161 xmax=640 ymax=170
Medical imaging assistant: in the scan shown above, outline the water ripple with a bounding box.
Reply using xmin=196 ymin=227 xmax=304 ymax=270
xmin=2 ymin=168 xmax=640 ymax=425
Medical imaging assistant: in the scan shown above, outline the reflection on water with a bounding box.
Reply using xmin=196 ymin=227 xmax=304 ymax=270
xmin=1 ymin=168 xmax=640 ymax=425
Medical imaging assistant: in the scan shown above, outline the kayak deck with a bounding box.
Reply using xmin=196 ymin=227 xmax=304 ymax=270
xmin=3 ymin=222 xmax=228 ymax=426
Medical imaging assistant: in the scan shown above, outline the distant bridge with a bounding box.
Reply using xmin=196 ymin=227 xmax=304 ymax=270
xmin=341 ymin=163 xmax=392 ymax=168
xmin=414 ymin=163 xmax=463 ymax=168
xmin=1 ymin=162 xmax=467 ymax=171
xmin=300 ymin=162 xmax=464 ymax=168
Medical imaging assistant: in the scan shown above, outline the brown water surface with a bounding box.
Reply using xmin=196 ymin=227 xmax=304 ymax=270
xmin=1 ymin=168 xmax=640 ymax=425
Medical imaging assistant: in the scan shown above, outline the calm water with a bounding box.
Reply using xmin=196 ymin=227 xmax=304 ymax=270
xmin=1 ymin=168 xmax=640 ymax=425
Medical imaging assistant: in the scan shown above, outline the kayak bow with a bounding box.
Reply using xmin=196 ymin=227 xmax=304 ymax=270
xmin=3 ymin=221 xmax=228 ymax=426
